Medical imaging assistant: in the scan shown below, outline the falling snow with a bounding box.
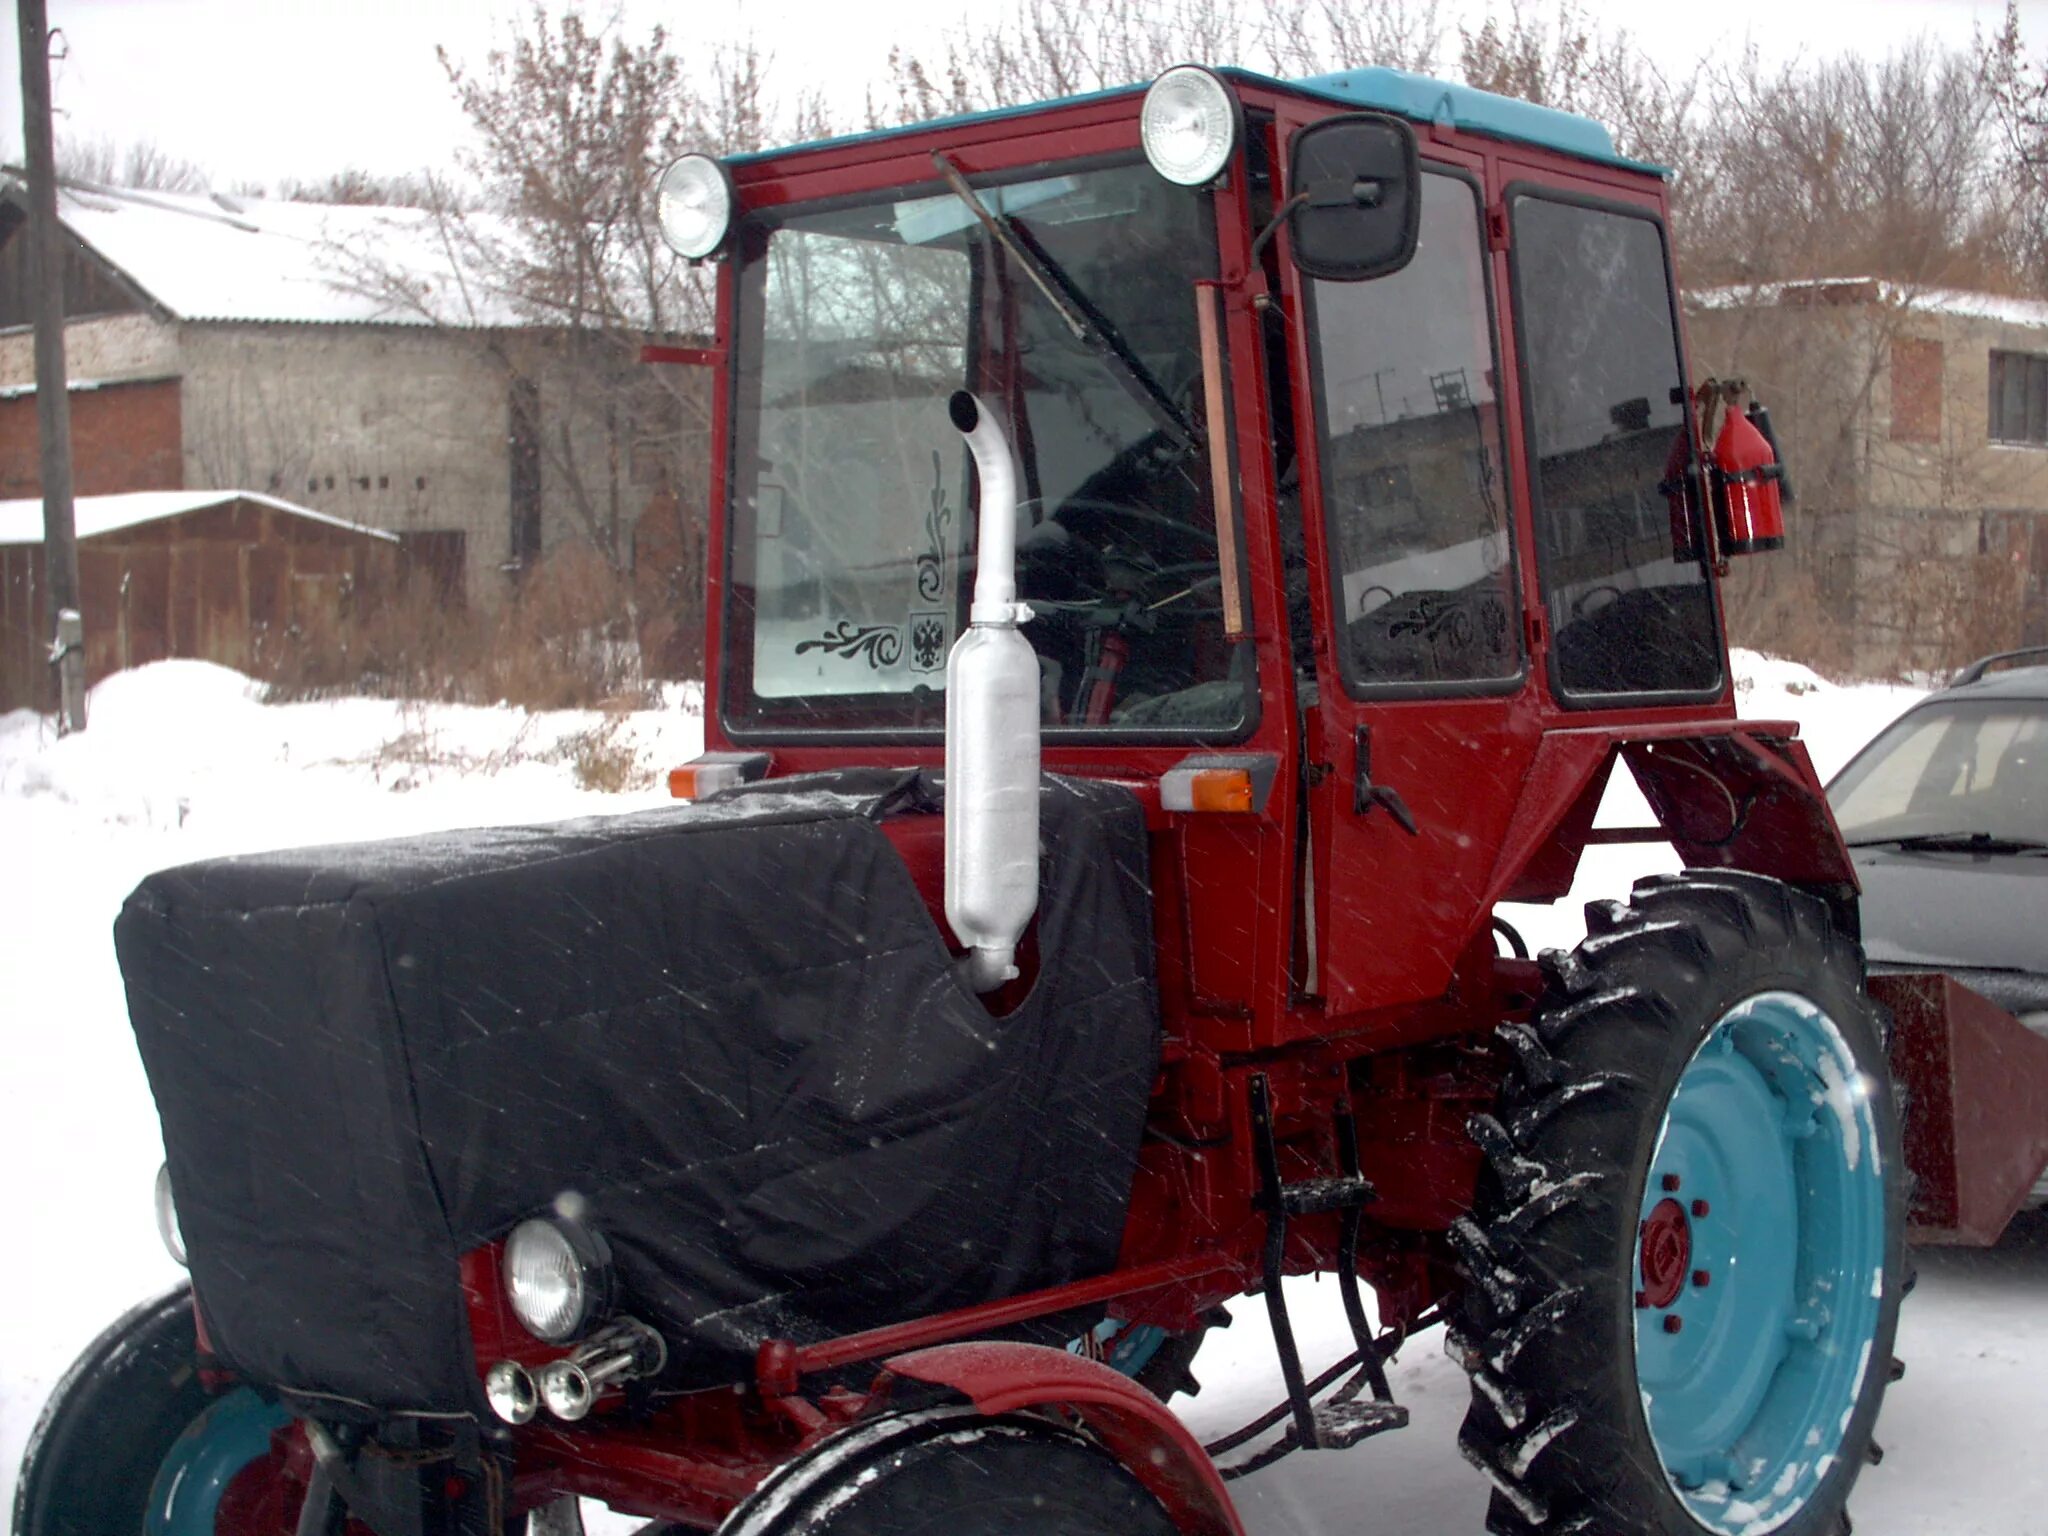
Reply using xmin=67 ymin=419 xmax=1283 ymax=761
xmin=3 ymin=651 xmax=2044 ymax=1534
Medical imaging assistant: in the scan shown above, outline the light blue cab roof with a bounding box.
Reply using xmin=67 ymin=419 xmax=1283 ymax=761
xmin=1273 ymin=66 xmax=1656 ymax=172
xmin=728 ymin=65 xmax=1661 ymax=177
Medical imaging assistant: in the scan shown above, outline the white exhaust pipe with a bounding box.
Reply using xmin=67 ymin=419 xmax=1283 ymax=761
xmin=945 ymin=391 xmax=1040 ymax=994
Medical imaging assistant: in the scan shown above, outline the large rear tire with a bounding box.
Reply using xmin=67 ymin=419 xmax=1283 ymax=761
xmin=13 ymin=1285 xmax=291 ymax=1536
xmin=1451 ymin=872 xmax=1906 ymax=1536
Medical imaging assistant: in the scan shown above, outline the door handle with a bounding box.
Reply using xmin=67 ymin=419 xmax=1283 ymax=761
xmin=1353 ymin=725 xmax=1420 ymax=836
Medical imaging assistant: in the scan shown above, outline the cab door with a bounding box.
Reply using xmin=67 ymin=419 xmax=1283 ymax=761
xmin=1283 ymin=135 xmax=1543 ymax=1018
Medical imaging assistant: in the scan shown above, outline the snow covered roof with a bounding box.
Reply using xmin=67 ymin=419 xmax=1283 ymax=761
xmin=1689 ymin=277 xmax=2048 ymax=330
xmin=0 ymin=374 xmax=178 ymax=401
xmin=2 ymin=176 xmax=524 ymax=328
xmin=0 ymin=490 xmax=401 ymax=546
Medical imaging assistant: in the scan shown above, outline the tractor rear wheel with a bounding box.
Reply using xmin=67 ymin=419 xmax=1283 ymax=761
xmin=721 ymin=1412 xmax=1179 ymax=1536
xmin=1452 ymin=872 xmax=1905 ymax=1536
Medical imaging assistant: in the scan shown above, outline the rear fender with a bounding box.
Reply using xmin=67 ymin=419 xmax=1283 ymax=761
xmin=1871 ymin=971 xmax=2048 ymax=1244
xmin=880 ymin=1341 xmax=1243 ymax=1536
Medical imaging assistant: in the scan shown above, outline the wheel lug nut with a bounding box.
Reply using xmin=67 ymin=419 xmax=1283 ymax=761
xmin=1692 ymin=1269 xmax=1711 ymax=1288
xmin=1691 ymin=1199 xmax=1710 ymax=1218
xmin=1662 ymin=1174 xmax=1682 ymax=1192
xmin=1635 ymin=1289 xmax=1650 ymax=1308
xmin=1664 ymin=1315 xmax=1684 ymax=1334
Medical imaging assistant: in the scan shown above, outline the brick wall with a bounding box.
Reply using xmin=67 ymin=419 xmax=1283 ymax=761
xmin=1888 ymin=336 xmax=1944 ymax=444
xmin=0 ymin=376 xmax=183 ymax=497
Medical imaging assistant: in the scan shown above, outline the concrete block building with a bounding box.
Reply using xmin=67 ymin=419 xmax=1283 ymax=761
xmin=1689 ymin=279 xmax=2048 ymax=676
xmin=0 ymin=178 xmax=704 ymax=616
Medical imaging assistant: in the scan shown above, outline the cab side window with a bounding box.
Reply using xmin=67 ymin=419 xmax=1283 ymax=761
xmin=1305 ymin=169 xmax=1520 ymax=691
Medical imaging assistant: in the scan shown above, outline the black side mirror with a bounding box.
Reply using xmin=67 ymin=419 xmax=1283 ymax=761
xmin=1287 ymin=113 xmax=1421 ymax=282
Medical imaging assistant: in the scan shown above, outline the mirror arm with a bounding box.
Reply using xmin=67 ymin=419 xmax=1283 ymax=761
xmin=1249 ymin=190 xmax=1312 ymax=268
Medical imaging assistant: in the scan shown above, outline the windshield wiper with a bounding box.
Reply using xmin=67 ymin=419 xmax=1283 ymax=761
xmin=931 ymin=152 xmax=1198 ymax=455
xmin=1847 ymin=831 xmax=2048 ymax=855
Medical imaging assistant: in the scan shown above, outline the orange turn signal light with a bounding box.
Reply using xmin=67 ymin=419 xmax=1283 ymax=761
xmin=668 ymin=754 xmax=768 ymax=801
xmin=1160 ymin=765 xmax=1254 ymax=814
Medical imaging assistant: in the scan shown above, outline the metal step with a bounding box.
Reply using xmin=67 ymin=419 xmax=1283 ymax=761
xmin=1311 ymin=1398 xmax=1411 ymax=1450
xmin=1278 ymin=1175 xmax=1376 ymax=1216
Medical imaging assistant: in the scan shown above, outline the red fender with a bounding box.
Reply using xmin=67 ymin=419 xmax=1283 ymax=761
xmin=880 ymin=1340 xmax=1244 ymax=1536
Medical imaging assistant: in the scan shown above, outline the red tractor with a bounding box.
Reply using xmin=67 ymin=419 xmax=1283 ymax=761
xmin=21 ymin=63 xmax=2048 ymax=1536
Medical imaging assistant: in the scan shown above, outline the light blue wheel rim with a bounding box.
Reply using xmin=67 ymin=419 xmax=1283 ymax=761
xmin=1067 ymin=1318 xmax=1169 ymax=1379
xmin=144 ymin=1387 xmax=291 ymax=1536
xmin=1633 ymin=991 xmax=1887 ymax=1535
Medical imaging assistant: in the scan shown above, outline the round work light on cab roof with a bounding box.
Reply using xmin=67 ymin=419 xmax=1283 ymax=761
xmin=1141 ymin=66 xmax=1239 ymax=187
xmin=656 ymin=153 xmax=735 ymax=261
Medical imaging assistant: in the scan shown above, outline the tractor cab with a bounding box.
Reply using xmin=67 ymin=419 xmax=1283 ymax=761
xmin=668 ymin=65 xmax=1801 ymax=1037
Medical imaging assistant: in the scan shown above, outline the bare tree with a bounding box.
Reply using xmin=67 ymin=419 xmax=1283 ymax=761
xmin=54 ymin=134 xmax=209 ymax=191
xmin=1690 ymin=42 xmax=2005 ymax=290
xmin=319 ymin=5 xmax=822 ymax=679
xmin=882 ymin=0 xmax=1702 ymax=237
xmin=879 ymin=0 xmax=1443 ymax=124
xmin=1982 ymin=0 xmax=2048 ymax=287
xmin=274 ymin=167 xmax=446 ymax=209
xmin=1456 ymin=4 xmax=1699 ymax=162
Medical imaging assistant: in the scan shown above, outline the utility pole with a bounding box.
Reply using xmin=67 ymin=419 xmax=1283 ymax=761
xmin=17 ymin=0 xmax=85 ymax=733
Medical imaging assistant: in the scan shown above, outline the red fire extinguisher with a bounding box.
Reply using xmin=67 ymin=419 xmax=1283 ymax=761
xmin=1711 ymin=400 xmax=1787 ymax=554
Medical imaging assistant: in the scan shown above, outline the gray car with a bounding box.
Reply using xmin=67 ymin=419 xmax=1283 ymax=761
xmin=1828 ymin=647 xmax=2048 ymax=1201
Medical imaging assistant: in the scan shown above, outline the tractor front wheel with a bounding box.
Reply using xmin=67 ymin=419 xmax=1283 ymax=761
xmin=1452 ymin=872 xmax=1905 ymax=1536
xmin=721 ymin=1412 xmax=1180 ymax=1536
xmin=13 ymin=1286 xmax=293 ymax=1536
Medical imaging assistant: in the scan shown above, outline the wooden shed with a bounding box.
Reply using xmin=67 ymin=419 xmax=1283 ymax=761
xmin=1 ymin=491 xmax=399 ymax=712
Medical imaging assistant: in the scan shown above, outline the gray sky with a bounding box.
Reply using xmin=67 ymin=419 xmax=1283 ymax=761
xmin=1 ymin=0 xmax=2039 ymax=187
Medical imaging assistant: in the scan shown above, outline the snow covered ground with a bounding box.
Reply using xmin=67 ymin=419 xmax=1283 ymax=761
xmin=4 ymin=652 xmax=2041 ymax=1534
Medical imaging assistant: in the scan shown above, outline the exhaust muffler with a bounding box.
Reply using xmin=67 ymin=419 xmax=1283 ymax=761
xmin=944 ymin=392 xmax=1041 ymax=994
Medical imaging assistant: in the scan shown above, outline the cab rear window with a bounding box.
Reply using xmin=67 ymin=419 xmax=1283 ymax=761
xmin=1510 ymin=192 xmax=1722 ymax=703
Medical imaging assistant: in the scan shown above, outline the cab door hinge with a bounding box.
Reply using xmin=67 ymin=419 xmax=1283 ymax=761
xmin=1486 ymin=203 xmax=1510 ymax=253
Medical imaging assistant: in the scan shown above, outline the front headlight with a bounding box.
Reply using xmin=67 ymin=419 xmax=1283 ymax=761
xmin=655 ymin=154 xmax=735 ymax=261
xmin=504 ymin=1216 xmax=613 ymax=1343
xmin=154 ymin=1162 xmax=187 ymax=1268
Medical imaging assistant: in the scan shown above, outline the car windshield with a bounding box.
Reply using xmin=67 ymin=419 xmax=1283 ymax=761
xmin=723 ymin=158 xmax=1247 ymax=738
xmin=1829 ymin=698 xmax=2048 ymax=846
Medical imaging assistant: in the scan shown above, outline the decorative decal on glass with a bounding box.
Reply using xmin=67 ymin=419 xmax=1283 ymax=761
xmin=908 ymin=611 xmax=949 ymax=674
xmin=795 ymin=620 xmax=904 ymax=669
xmin=916 ymin=452 xmax=951 ymax=603
xmin=1384 ymin=590 xmax=1511 ymax=654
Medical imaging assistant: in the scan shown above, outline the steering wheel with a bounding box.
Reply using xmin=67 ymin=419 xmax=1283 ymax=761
xmin=1055 ymin=497 xmax=1218 ymax=564
xmin=1573 ymin=584 xmax=1624 ymax=620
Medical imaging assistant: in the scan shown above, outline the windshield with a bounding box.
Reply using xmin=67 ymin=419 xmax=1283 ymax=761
xmin=1830 ymin=699 xmax=2048 ymax=845
xmin=724 ymin=159 xmax=1247 ymax=737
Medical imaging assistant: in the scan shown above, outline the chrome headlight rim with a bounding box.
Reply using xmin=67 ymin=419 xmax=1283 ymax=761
xmin=655 ymin=153 xmax=737 ymax=261
xmin=154 ymin=1162 xmax=188 ymax=1268
xmin=1140 ymin=65 xmax=1241 ymax=188
xmin=503 ymin=1215 xmax=614 ymax=1345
